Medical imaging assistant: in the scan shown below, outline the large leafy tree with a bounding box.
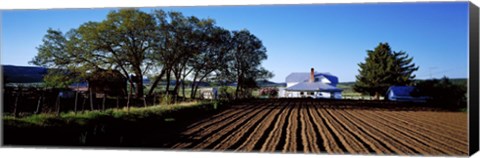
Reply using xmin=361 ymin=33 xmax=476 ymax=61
xmin=148 ymin=10 xmax=235 ymax=99
xmin=188 ymin=24 xmax=232 ymax=99
xmin=148 ymin=10 xmax=204 ymax=97
xmin=30 ymin=29 xmax=85 ymax=88
xmin=32 ymin=9 xmax=274 ymax=102
xmin=76 ymin=9 xmax=157 ymax=98
xmin=224 ymin=30 xmax=273 ymax=99
xmin=32 ymin=9 xmax=157 ymax=98
xmin=103 ymin=9 xmax=156 ymax=98
xmin=353 ymin=42 xmax=419 ymax=100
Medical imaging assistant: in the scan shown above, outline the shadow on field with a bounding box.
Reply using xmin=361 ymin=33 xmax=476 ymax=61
xmin=3 ymin=102 xmax=238 ymax=149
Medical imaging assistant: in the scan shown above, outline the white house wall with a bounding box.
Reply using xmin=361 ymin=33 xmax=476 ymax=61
xmin=278 ymin=87 xmax=286 ymax=98
xmin=282 ymin=91 xmax=342 ymax=99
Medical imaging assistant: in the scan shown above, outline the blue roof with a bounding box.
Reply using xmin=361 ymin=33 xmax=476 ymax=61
xmin=286 ymin=72 xmax=338 ymax=85
xmin=388 ymin=86 xmax=415 ymax=96
xmin=286 ymin=82 xmax=342 ymax=92
xmin=70 ymin=82 xmax=88 ymax=87
xmin=387 ymin=86 xmax=428 ymax=102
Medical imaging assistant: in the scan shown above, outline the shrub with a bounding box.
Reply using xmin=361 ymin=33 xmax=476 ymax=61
xmin=412 ymin=77 xmax=466 ymax=108
xmin=259 ymin=87 xmax=279 ymax=98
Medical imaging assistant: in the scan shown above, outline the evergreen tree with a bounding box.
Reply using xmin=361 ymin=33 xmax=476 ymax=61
xmin=389 ymin=51 xmax=418 ymax=85
xmin=353 ymin=42 xmax=419 ymax=100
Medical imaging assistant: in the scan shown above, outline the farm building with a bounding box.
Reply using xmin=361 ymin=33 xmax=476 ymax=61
xmin=386 ymin=86 xmax=428 ymax=102
xmin=281 ymin=68 xmax=342 ymax=99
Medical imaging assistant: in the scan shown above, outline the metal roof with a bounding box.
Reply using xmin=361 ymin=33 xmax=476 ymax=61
xmin=285 ymin=82 xmax=342 ymax=92
xmin=285 ymin=72 xmax=338 ymax=85
xmin=387 ymin=86 xmax=416 ymax=97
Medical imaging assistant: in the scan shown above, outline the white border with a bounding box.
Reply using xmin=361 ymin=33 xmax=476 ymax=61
xmin=0 ymin=0 xmax=471 ymax=10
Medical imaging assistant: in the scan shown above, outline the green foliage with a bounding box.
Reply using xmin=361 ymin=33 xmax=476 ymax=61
xmin=3 ymin=101 xmax=219 ymax=127
xmin=31 ymin=9 xmax=273 ymax=101
xmin=412 ymin=77 xmax=467 ymax=108
xmin=259 ymin=87 xmax=279 ymax=98
xmin=30 ymin=29 xmax=83 ymax=88
xmin=42 ymin=70 xmax=75 ymax=88
xmin=220 ymin=30 xmax=272 ymax=99
xmin=160 ymin=94 xmax=173 ymax=105
xmin=354 ymin=42 xmax=419 ymax=99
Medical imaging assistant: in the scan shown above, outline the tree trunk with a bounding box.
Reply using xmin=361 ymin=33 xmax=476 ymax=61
xmin=82 ymin=97 xmax=86 ymax=113
xmin=373 ymin=92 xmax=380 ymax=100
xmin=193 ymin=75 xmax=205 ymax=99
xmin=127 ymin=94 xmax=131 ymax=111
xmin=102 ymin=94 xmax=106 ymax=111
xmin=180 ymin=68 xmax=192 ymax=100
xmin=165 ymin=70 xmax=173 ymax=105
xmin=143 ymin=95 xmax=147 ymax=108
xmin=172 ymin=71 xmax=181 ymax=103
xmin=181 ymin=79 xmax=186 ymax=100
xmin=56 ymin=94 xmax=61 ymax=116
xmin=127 ymin=80 xmax=134 ymax=111
xmin=147 ymin=68 xmax=166 ymax=96
xmin=165 ymin=70 xmax=171 ymax=97
xmin=116 ymin=96 xmax=120 ymax=109
xmin=193 ymin=84 xmax=201 ymax=100
xmin=74 ymin=91 xmax=79 ymax=115
xmin=153 ymin=94 xmax=157 ymax=106
xmin=74 ymin=83 xmax=80 ymax=114
xmin=190 ymin=73 xmax=198 ymax=99
xmin=135 ymin=78 xmax=144 ymax=99
xmin=89 ymin=89 xmax=94 ymax=111
xmin=35 ymin=95 xmax=42 ymax=114
xmin=235 ymin=82 xmax=240 ymax=99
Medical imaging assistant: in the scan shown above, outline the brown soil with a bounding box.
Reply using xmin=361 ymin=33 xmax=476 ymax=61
xmin=171 ymin=99 xmax=468 ymax=156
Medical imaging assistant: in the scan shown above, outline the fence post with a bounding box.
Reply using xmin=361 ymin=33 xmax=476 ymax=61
xmin=153 ymin=94 xmax=156 ymax=106
xmin=82 ymin=96 xmax=86 ymax=113
xmin=126 ymin=94 xmax=130 ymax=111
xmin=89 ymin=90 xmax=94 ymax=111
xmin=74 ymin=85 xmax=79 ymax=114
xmin=116 ymin=95 xmax=120 ymax=109
xmin=35 ymin=95 xmax=42 ymax=114
xmin=102 ymin=94 xmax=106 ymax=111
xmin=55 ymin=93 xmax=61 ymax=116
xmin=143 ymin=95 xmax=147 ymax=108
xmin=13 ymin=91 xmax=19 ymax=118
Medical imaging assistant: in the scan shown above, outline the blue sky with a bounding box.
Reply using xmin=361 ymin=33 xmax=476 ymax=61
xmin=1 ymin=2 xmax=469 ymax=82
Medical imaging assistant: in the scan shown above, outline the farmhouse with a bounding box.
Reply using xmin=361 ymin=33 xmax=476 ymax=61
xmin=386 ymin=86 xmax=428 ymax=102
xmin=282 ymin=68 xmax=342 ymax=99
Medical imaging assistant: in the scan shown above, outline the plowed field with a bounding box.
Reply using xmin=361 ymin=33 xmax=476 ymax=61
xmin=171 ymin=99 xmax=468 ymax=156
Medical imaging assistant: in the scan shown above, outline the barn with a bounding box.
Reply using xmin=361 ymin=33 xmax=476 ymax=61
xmin=386 ymin=86 xmax=428 ymax=102
xmin=282 ymin=68 xmax=342 ymax=99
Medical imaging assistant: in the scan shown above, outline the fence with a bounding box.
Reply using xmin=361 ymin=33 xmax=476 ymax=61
xmin=2 ymin=87 xmax=173 ymax=117
xmin=342 ymin=95 xmax=385 ymax=100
